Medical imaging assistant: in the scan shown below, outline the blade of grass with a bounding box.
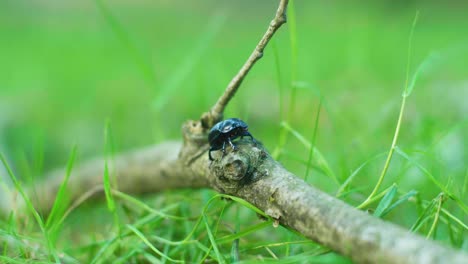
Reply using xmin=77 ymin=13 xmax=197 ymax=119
xmin=126 ymin=224 xmax=184 ymax=263
xmin=410 ymin=197 xmax=437 ymax=232
xmin=149 ymin=235 xmax=198 ymax=247
xmin=395 ymin=147 xmax=467 ymax=213
xmin=426 ymin=193 xmax=445 ymax=239
xmin=0 ymin=154 xmax=60 ymax=262
xmin=287 ymin=0 xmax=298 ymax=121
xmin=103 ymin=120 xmax=121 ymax=235
xmin=272 ymin=40 xmax=284 ymax=122
xmin=373 ymin=184 xmax=397 ymax=217
xmin=280 ymin=122 xmax=339 ymax=184
xmin=230 ymin=236 xmax=239 ymax=263
xmin=225 ymin=195 xmax=268 ymax=218
xmin=272 ymin=0 xmax=298 ymax=159
xmin=404 ymin=51 xmax=442 ymax=97
xmin=230 ymin=206 xmax=240 ymax=263
xmin=336 ymin=152 xmax=387 ymax=197
xmin=218 ymin=221 xmax=272 ymax=244
xmin=304 ymin=99 xmax=322 ymax=182
xmin=279 ymin=149 xmax=328 ymax=176
xmin=89 ymin=237 xmax=119 ymax=264
xmin=447 ymin=221 xmax=463 ymax=249
xmin=112 ymin=191 xmax=185 ymax=220
xmin=360 ymin=11 xmax=422 ymax=209
xmin=143 ymin=252 xmax=164 ymax=264
xmin=265 ymin=246 xmax=279 ymax=259
xmin=247 ymin=240 xmax=312 ymax=250
xmin=89 ymin=207 xmax=179 ymax=264
xmin=203 ymin=215 xmax=225 ymax=264
xmin=103 ymin=162 xmax=115 ymax=213
xmin=199 ymin=200 xmax=229 ymax=263
xmin=114 ymin=248 xmax=143 ymax=264
xmin=358 ymin=184 xmax=398 ymax=209
xmin=46 ymin=145 xmax=78 ymax=229
xmin=439 ymin=207 xmax=468 ymax=231
xmin=0 ymin=256 xmax=34 ymax=264
xmin=381 ymin=189 xmax=418 ymax=217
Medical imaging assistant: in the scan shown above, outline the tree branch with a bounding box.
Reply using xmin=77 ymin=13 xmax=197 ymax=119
xmin=13 ymin=141 xmax=209 ymax=214
xmin=7 ymin=140 xmax=467 ymax=263
xmin=201 ymin=0 xmax=288 ymax=128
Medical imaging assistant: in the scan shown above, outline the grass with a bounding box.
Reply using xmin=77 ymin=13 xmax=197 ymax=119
xmin=0 ymin=0 xmax=467 ymax=263
xmin=358 ymin=11 xmax=420 ymax=209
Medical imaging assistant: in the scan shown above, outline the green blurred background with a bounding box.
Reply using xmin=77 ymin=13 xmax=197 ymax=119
xmin=0 ymin=0 xmax=467 ymax=261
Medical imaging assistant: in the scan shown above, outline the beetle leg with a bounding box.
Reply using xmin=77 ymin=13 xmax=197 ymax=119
xmin=246 ymin=132 xmax=254 ymax=140
xmin=221 ymin=141 xmax=226 ymax=158
xmin=228 ymin=137 xmax=237 ymax=151
xmin=242 ymin=131 xmax=255 ymax=142
xmin=208 ymin=148 xmax=214 ymax=161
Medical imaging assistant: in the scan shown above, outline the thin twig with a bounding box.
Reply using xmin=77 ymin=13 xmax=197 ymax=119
xmin=202 ymin=0 xmax=289 ymax=127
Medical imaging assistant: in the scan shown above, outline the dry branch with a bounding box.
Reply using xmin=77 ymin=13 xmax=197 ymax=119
xmin=8 ymin=139 xmax=467 ymax=264
xmin=2 ymin=0 xmax=467 ymax=263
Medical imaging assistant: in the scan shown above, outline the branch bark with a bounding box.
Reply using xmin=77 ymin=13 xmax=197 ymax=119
xmin=2 ymin=0 xmax=467 ymax=263
xmin=9 ymin=139 xmax=467 ymax=264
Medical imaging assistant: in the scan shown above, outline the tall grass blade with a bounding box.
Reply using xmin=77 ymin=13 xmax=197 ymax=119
xmin=405 ymin=52 xmax=441 ymax=97
xmin=426 ymin=193 xmax=444 ymax=239
xmin=272 ymin=0 xmax=298 ymax=159
xmin=359 ymin=11 xmax=420 ymax=208
xmin=103 ymin=120 xmax=121 ymax=239
xmin=288 ymin=0 xmax=298 ymax=94
xmin=403 ymin=11 xmax=419 ymax=96
xmin=203 ymin=215 xmax=225 ymax=264
xmin=272 ymin=40 xmax=284 ymax=121
xmin=103 ymin=162 xmax=115 ymax=212
xmin=305 ymin=99 xmax=322 ymax=181
xmin=439 ymin=207 xmax=468 ymax=231
xmin=46 ymin=145 xmax=78 ymax=229
xmin=103 ymin=120 xmax=116 ymax=213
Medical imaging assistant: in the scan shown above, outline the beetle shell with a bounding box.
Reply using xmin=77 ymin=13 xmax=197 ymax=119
xmin=208 ymin=118 xmax=254 ymax=160
xmin=209 ymin=118 xmax=247 ymax=143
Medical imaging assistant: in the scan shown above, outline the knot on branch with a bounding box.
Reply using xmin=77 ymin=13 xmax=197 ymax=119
xmin=210 ymin=140 xmax=268 ymax=194
xmin=180 ymin=120 xmax=210 ymax=161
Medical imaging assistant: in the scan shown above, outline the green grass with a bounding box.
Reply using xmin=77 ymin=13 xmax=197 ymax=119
xmin=1 ymin=0 xmax=467 ymax=262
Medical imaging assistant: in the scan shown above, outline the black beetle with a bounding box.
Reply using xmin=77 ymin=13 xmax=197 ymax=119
xmin=208 ymin=118 xmax=255 ymax=160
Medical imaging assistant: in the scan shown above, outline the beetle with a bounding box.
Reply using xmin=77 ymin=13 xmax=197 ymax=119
xmin=208 ymin=118 xmax=255 ymax=161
